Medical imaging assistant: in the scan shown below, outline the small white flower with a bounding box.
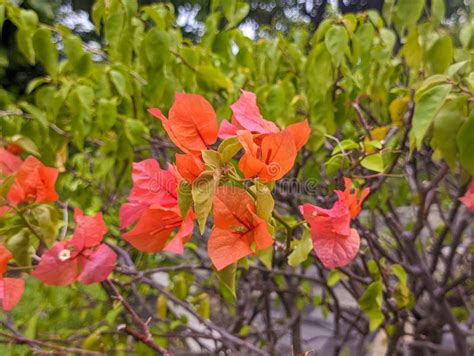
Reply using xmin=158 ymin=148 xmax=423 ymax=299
xmin=58 ymin=249 xmax=71 ymax=261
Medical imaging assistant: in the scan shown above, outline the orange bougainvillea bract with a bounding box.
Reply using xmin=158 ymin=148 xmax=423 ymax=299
xmin=175 ymin=152 xmax=206 ymax=184
xmin=148 ymin=93 xmax=218 ymax=155
xmin=7 ymin=155 xmax=59 ymax=204
xmin=0 ymin=244 xmax=25 ymax=311
xmin=300 ymin=178 xmax=369 ymax=269
xmin=208 ymin=186 xmax=273 ymax=270
xmin=33 ymin=209 xmax=116 ymax=285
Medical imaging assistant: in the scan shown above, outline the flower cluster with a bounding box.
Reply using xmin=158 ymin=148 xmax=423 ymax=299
xmin=121 ymin=90 xmax=314 ymax=270
xmin=300 ymin=178 xmax=369 ymax=268
xmin=33 ymin=209 xmax=117 ymax=285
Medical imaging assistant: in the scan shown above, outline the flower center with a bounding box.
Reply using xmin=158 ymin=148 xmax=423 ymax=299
xmin=58 ymin=249 xmax=71 ymax=261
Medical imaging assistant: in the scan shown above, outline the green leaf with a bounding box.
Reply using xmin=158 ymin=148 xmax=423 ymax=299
xmin=97 ymin=98 xmax=118 ymax=131
xmin=192 ymin=170 xmax=220 ymax=234
xmin=156 ymin=294 xmax=168 ymax=319
xmin=202 ymin=150 xmax=222 ymax=170
xmin=411 ymin=84 xmax=452 ymax=149
xmin=327 ymin=270 xmax=348 ymax=287
xmin=358 ymin=281 xmax=384 ymax=331
xmin=431 ymin=97 xmax=467 ymax=168
xmin=17 ymin=29 xmax=35 ymax=64
xmin=391 ymin=264 xmax=407 ymax=284
xmin=32 ymin=28 xmax=58 ymax=76
xmin=288 ymin=230 xmax=313 ymax=267
xmin=361 ymin=154 xmax=384 ymax=173
xmin=5 ymin=229 xmax=33 ymax=268
xmin=109 ymin=70 xmax=127 ymax=97
xmin=216 ymin=263 xmax=237 ymax=297
xmin=125 ymin=119 xmax=148 ymax=144
xmin=0 ymin=5 xmax=4 ymax=36
xmin=177 ymin=180 xmax=193 ymax=217
xmin=431 ymin=0 xmax=445 ymax=24
xmin=325 ymin=25 xmax=348 ymax=67
xmin=196 ymin=65 xmax=233 ymax=92
xmin=143 ymin=28 xmax=170 ymax=69
xmin=255 ymin=181 xmax=274 ymax=222
xmin=26 ymin=77 xmax=50 ymax=95
xmin=218 ymin=136 xmax=242 ymax=163
xmin=426 ymin=36 xmax=453 ymax=74
xmin=195 ymin=293 xmax=210 ymax=319
xmin=457 ymin=113 xmax=474 ymax=175
xmin=29 ymin=205 xmax=61 ymax=247
xmin=331 ymin=139 xmax=360 ymax=155
xmin=394 ymin=0 xmax=424 ymax=29
xmin=257 ymin=246 xmax=273 ymax=270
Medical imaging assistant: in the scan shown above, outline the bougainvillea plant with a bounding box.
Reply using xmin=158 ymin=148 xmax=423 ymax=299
xmin=0 ymin=90 xmax=370 ymax=312
xmin=121 ymin=90 xmax=369 ymax=278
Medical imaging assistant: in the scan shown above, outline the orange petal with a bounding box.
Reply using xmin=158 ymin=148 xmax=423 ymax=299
xmin=175 ymin=153 xmax=206 ymax=184
xmin=208 ymin=228 xmax=253 ymax=271
xmin=149 ymin=93 xmax=218 ymax=154
xmin=286 ymin=119 xmax=311 ymax=151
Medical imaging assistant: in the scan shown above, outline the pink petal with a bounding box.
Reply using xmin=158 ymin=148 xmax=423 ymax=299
xmin=231 ymin=90 xmax=279 ymax=135
xmin=77 ymin=244 xmax=117 ymax=284
xmin=218 ymin=119 xmax=239 ymax=139
xmin=32 ymin=241 xmax=81 ymax=286
xmin=0 ymin=278 xmax=24 ymax=311
xmin=312 ymin=228 xmax=360 ymax=269
xmin=119 ymin=201 xmax=149 ymax=229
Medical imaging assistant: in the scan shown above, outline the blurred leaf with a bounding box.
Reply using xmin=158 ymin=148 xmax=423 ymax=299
xmin=325 ymin=25 xmax=348 ymax=67
xmin=426 ymin=36 xmax=453 ymax=74
xmin=32 ymin=27 xmax=57 ymax=76
xmin=216 ymin=263 xmax=236 ymax=297
xmin=457 ymin=113 xmax=474 ymax=175
xmin=358 ymin=281 xmax=384 ymax=331
xmin=411 ymin=84 xmax=452 ymax=149
xmin=192 ymin=170 xmax=220 ymax=234
xmin=361 ymin=154 xmax=384 ymax=173
xmin=288 ymin=230 xmax=312 ymax=267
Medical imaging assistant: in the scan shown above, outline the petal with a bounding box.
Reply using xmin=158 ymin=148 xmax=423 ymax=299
xmin=0 ymin=148 xmax=22 ymax=176
xmin=459 ymin=180 xmax=474 ymax=213
xmin=248 ymin=211 xmax=273 ymax=250
xmin=163 ymin=210 xmax=195 ymax=254
xmin=129 ymin=159 xmax=178 ymax=207
xmin=0 ymin=244 xmax=13 ymax=277
xmin=286 ymin=119 xmax=311 ymax=151
xmin=218 ymin=119 xmax=239 ymax=139
xmin=0 ymin=278 xmax=24 ymax=311
xmin=259 ymin=130 xmax=297 ymax=182
xmin=119 ymin=201 xmax=149 ymax=229
xmin=7 ymin=156 xmax=58 ymax=204
xmin=238 ymin=152 xmax=266 ymax=178
xmin=175 ymin=153 xmax=206 ymax=184
xmin=32 ymin=241 xmax=81 ymax=285
xmin=312 ymin=228 xmax=360 ymax=269
xmin=208 ymin=228 xmax=253 ymax=271
xmin=72 ymin=209 xmax=108 ymax=248
xmin=121 ymin=206 xmax=182 ymax=252
xmin=77 ymin=244 xmax=117 ymax=284
xmin=36 ymin=166 xmax=59 ymax=202
xmin=212 ymin=185 xmax=255 ymax=230
xmin=231 ymin=90 xmax=279 ymax=135
xmin=150 ymin=93 xmax=218 ymax=154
